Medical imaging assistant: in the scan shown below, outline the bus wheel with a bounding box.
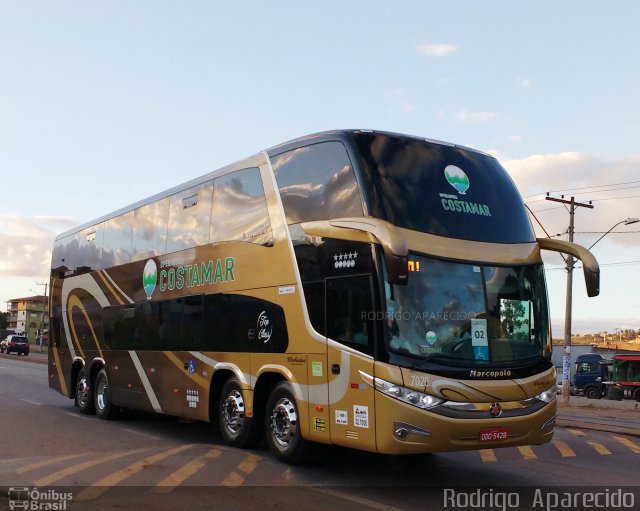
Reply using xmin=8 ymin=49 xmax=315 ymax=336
xmin=94 ymin=368 xmax=119 ymax=420
xmin=75 ymin=366 xmax=95 ymax=415
xmin=265 ymin=382 xmax=308 ymax=464
xmin=219 ymin=377 xmax=262 ymax=448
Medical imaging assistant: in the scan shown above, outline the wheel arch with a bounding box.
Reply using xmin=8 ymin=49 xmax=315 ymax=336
xmin=253 ymin=371 xmax=287 ymax=418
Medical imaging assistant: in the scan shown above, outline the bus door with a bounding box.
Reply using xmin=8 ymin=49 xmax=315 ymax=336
xmin=326 ymin=274 xmax=377 ymax=450
xmin=156 ymin=295 xmax=206 ymax=420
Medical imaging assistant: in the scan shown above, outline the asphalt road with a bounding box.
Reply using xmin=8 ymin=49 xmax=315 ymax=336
xmin=1 ymin=354 xmax=639 ymax=511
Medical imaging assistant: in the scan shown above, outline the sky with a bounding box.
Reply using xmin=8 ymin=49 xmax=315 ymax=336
xmin=1 ymin=1 xmax=639 ymax=336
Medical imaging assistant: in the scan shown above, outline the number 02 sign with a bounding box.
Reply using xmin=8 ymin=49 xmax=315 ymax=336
xmin=471 ymin=318 xmax=489 ymax=360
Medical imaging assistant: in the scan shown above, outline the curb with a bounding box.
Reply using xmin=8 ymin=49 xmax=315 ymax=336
xmin=556 ymin=417 xmax=640 ymax=438
xmin=0 ymin=353 xmax=48 ymax=365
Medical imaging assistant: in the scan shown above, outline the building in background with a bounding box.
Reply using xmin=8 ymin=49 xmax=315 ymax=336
xmin=5 ymin=296 xmax=49 ymax=342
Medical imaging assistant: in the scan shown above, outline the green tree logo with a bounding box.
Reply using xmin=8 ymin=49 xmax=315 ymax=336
xmin=444 ymin=165 xmax=470 ymax=195
xmin=143 ymin=259 xmax=158 ymax=300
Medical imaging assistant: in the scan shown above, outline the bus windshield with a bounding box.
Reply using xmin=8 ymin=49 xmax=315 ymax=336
xmin=385 ymin=255 xmax=549 ymax=368
xmin=353 ymin=132 xmax=536 ymax=244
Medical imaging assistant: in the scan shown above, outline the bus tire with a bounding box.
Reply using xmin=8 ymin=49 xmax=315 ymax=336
xmin=94 ymin=368 xmax=119 ymax=420
xmin=219 ymin=377 xmax=262 ymax=448
xmin=75 ymin=366 xmax=95 ymax=415
xmin=585 ymin=386 xmax=601 ymax=399
xmin=265 ymin=382 xmax=309 ymax=464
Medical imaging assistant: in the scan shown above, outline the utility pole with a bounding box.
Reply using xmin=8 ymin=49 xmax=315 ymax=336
xmin=545 ymin=196 xmax=594 ymax=404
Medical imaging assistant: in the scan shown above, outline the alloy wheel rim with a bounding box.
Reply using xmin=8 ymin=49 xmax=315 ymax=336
xmin=271 ymin=398 xmax=297 ymax=447
xmin=76 ymin=377 xmax=90 ymax=408
xmin=96 ymin=378 xmax=108 ymax=411
xmin=222 ymin=390 xmax=245 ymax=434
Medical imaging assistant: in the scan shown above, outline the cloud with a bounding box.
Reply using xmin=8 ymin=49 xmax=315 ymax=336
xmin=417 ymin=43 xmax=458 ymax=57
xmin=503 ymin=153 xmax=640 ymax=248
xmin=518 ymin=78 xmax=532 ymax=89
xmin=0 ymin=213 xmax=71 ymax=277
xmin=455 ymin=110 xmax=498 ymax=123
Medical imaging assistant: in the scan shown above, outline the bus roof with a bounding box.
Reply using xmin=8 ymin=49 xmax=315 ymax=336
xmin=55 ymin=129 xmax=493 ymax=242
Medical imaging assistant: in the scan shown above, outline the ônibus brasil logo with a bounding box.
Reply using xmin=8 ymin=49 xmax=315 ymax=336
xmin=143 ymin=259 xmax=158 ymax=300
xmin=444 ymin=165 xmax=470 ymax=195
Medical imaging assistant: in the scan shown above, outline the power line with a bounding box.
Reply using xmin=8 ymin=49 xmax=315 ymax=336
xmin=591 ymin=194 xmax=640 ymax=202
xmin=528 ymin=193 xmax=640 ymax=209
xmin=574 ymin=231 xmax=640 ymax=234
xmin=527 ymin=205 xmax=566 ymax=213
xmin=545 ymin=260 xmax=640 ymax=271
xmin=523 ymin=180 xmax=640 ymax=199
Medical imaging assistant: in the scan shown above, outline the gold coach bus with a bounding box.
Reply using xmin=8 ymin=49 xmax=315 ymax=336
xmin=48 ymin=130 xmax=599 ymax=463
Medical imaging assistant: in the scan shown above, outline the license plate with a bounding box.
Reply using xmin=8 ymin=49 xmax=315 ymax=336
xmin=479 ymin=427 xmax=509 ymax=442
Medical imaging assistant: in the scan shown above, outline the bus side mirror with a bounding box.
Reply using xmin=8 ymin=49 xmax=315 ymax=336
xmin=383 ymin=250 xmax=409 ymax=286
xmin=537 ymin=238 xmax=600 ymax=297
xmin=301 ymin=217 xmax=409 ymax=285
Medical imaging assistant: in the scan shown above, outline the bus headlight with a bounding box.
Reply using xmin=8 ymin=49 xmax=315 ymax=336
xmin=535 ymin=385 xmax=557 ymax=404
xmin=360 ymin=372 xmax=443 ymax=410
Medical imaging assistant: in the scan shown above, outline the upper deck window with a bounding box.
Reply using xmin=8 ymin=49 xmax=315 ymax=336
xmin=166 ymin=181 xmax=213 ymax=253
xmin=210 ymin=167 xmax=272 ymax=245
xmin=271 ymin=141 xmax=364 ymax=225
xmin=132 ymin=198 xmax=170 ymax=261
xmin=353 ymin=133 xmax=535 ymax=243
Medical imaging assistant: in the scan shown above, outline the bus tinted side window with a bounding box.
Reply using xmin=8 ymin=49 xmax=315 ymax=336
xmin=78 ymin=225 xmax=103 ymax=273
xmin=103 ymin=297 xmax=204 ymax=351
xmin=51 ymin=234 xmax=77 ymax=278
xmin=203 ymin=294 xmax=288 ymax=353
xmin=103 ymin=211 xmax=134 ymax=268
xmin=167 ymin=182 xmax=214 ymax=253
xmin=211 ymin=167 xmax=272 ymax=245
xmin=132 ymin=198 xmax=170 ymax=261
xmin=271 ymin=141 xmax=364 ymax=225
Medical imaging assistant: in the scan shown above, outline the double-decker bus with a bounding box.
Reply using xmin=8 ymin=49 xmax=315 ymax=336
xmin=48 ymin=130 xmax=599 ymax=463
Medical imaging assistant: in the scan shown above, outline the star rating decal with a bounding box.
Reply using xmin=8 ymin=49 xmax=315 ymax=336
xmin=334 ymin=251 xmax=358 ymax=269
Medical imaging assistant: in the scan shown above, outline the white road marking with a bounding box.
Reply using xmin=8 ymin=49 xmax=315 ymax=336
xmin=20 ymin=398 xmax=42 ymax=406
xmin=123 ymin=428 xmax=162 ymax=441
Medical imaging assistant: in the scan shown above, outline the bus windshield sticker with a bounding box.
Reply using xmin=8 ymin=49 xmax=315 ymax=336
xmin=471 ymin=318 xmax=489 ymax=360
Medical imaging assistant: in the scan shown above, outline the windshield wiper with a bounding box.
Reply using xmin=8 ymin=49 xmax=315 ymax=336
xmin=418 ymin=353 xmax=470 ymax=367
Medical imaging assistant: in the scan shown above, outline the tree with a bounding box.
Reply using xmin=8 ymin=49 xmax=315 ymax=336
xmin=500 ymin=299 xmax=527 ymax=337
xmin=0 ymin=311 xmax=7 ymax=330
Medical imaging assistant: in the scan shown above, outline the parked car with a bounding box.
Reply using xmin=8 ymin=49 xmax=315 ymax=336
xmin=0 ymin=336 xmax=13 ymax=353
xmin=4 ymin=335 xmax=29 ymax=355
